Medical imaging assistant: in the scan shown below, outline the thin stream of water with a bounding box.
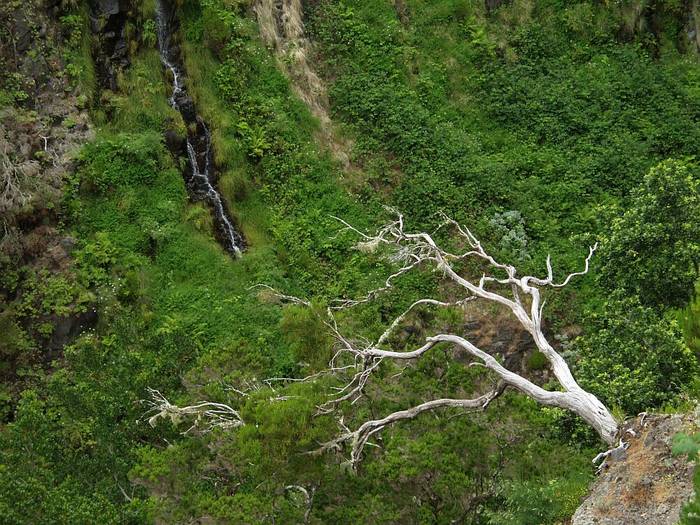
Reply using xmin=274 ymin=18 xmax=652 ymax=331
xmin=155 ymin=0 xmax=244 ymax=257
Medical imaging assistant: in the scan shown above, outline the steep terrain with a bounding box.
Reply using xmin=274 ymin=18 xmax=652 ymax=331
xmin=0 ymin=0 xmax=699 ymax=523
xmin=574 ymin=413 xmax=698 ymax=525
xmin=0 ymin=0 xmax=95 ymax=406
xmin=155 ymin=0 xmax=245 ymax=255
xmin=254 ymin=0 xmax=353 ymax=166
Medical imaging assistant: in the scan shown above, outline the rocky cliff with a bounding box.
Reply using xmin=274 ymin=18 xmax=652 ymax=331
xmin=573 ymin=412 xmax=698 ymax=525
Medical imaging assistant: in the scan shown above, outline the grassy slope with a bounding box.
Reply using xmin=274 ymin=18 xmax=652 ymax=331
xmin=0 ymin=0 xmax=698 ymax=523
xmin=308 ymin=0 xmax=699 ymax=269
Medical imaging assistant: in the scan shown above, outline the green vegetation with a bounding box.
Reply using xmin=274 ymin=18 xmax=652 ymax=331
xmin=674 ymin=432 xmax=700 ymax=524
xmin=598 ymin=159 xmax=700 ymax=309
xmin=1 ymin=0 xmax=699 ymax=523
xmin=575 ymin=295 xmax=697 ymax=415
xmin=59 ymin=9 xmax=96 ymax=100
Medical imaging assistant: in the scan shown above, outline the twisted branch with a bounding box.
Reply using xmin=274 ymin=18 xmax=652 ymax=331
xmin=315 ymin=388 xmax=505 ymax=466
xmin=143 ymin=388 xmax=244 ymax=435
xmin=302 ymin=209 xmax=618 ymax=464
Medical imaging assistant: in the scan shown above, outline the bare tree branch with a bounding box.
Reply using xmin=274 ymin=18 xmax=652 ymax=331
xmin=315 ymin=390 xmax=504 ymax=467
xmin=143 ymin=388 xmax=244 ymax=435
xmin=283 ymin=485 xmax=315 ymax=524
xmin=302 ymin=209 xmax=618 ymax=462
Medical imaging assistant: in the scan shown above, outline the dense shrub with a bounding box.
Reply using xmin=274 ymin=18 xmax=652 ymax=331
xmin=79 ymin=134 xmax=162 ymax=193
xmin=598 ymin=160 xmax=700 ymax=309
xmin=575 ymin=296 xmax=697 ymax=415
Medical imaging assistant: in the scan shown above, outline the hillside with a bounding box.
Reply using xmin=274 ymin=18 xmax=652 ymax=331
xmin=1 ymin=0 xmax=700 ymax=523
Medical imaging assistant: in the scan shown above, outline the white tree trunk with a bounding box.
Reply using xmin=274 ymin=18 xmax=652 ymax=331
xmin=299 ymin=209 xmax=621 ymax=464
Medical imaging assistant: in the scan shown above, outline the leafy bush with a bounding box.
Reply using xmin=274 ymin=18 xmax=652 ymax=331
xmin=74 ymin=232 xmax=119 ymax=286
xmin=0 ymin=311 xmax=34 ymax=359
xmin=15 ymin=270 xmax=91 ymax=319
xmin=598 ymin=159 xmax=700 ymax=310
xmin=575 ymin=295 xmax=697 ymax=415
xmin=485 ymin=477 xmax=588 ymax=525
xmin=490 ymin=210 xmax=531 ymax=262
xmin=79 ymin=134 xmax=162 ymax=193
xmin=527 ymin=351 xmax=548 ymax=371
xmin=141 ymin=19 xmax=157 ymax=48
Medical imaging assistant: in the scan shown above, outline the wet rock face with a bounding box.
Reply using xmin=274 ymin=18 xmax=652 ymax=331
xmin=155 ymin=0 xmax=245 ymax=256
xmin=89 ymin=0 xmax=132 ymax=90
xmin=96 ymin=0 xmax=121 ymax=15
xmin=573 ymin=413 xmax=697 ymax=525
xmin=174 ymin=94 xmax=197 ymax=124
xmin=47 ymin=309 xmax=98 ymax=353
xmin=164 ymin=129 xmax=186 ymax=157
xmin=485 ymin=0 xmax=511 ymax=14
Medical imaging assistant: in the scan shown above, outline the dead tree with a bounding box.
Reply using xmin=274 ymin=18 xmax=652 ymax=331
xmin=144 ymin=208 xmax=620 ymax=468
xmin=295 ymin=208 xmax=619 ymax=466
xmin=143 ymin=388 xmax=244 ymax=435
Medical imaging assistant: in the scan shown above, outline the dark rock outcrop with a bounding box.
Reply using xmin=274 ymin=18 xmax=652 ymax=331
xmin=456 ymin=304 xmax=564 ymax=384
xmin=0 ymin=0 xmax=97 ymax=413
xmin=89 ymin=0 xmax=132 ymax=90
xmin=485 ymin=0 xmax=512 ymax=14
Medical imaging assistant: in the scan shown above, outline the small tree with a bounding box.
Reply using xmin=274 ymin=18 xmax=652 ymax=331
xmin=598 ymin=159 xmax=700 ymax=310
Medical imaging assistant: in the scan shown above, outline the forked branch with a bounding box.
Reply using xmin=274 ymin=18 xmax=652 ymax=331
xmin=306 ymin=209 xmax=618 ymax=464
xmin=143 ymin=388 xmax=244 ymax=435
xmin=315 ymin=386 xmax=506 ymax=466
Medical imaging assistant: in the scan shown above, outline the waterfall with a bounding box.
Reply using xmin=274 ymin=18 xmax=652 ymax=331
xmin=155 ymin=0 xmax=245 ymax=257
